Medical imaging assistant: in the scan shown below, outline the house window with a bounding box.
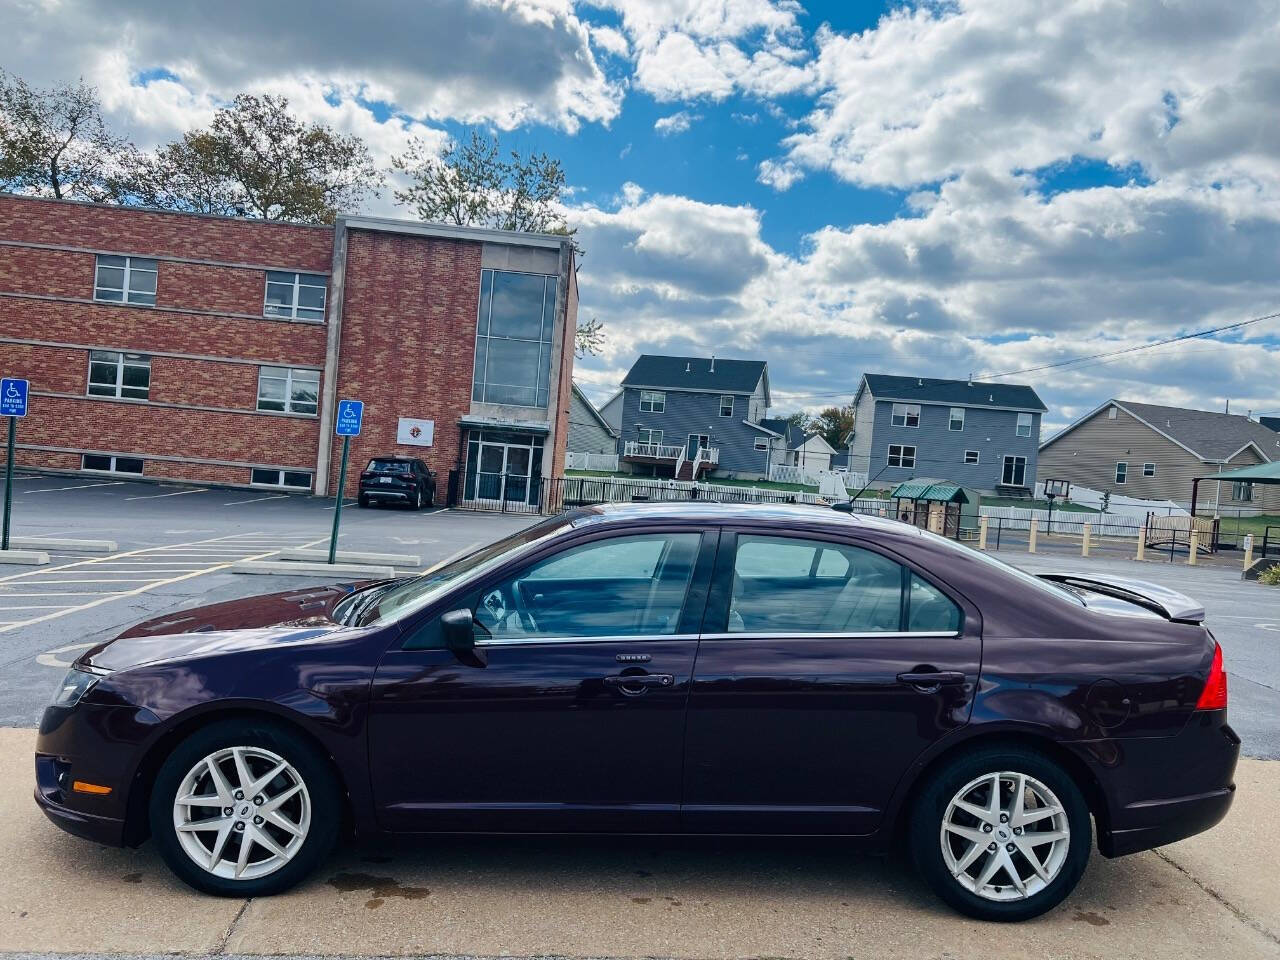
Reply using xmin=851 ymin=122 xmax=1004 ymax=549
xmin=949 ymin=407 xmax=965 ymax=431
xmin=891 ymin=403 xmax=920 ymax=427
xmin=1115 ymin=461 xmax=1128 ymax=484
xmin=1108 ymin=406 xmax=1118 ymax=419
xmin=251 ymin=468 xmax=313 ymax=490
xmin=639 ymin=390 xmax=666 ymax=413
xmin=82 ymin=454 xmax=143 ymax=474
xmin=963 ymin=450 xmax=980 ymax=464
xmin=720 ymin=395 xmax=734 ymax=417
xmin=94 ymin=255 xmax=157 ymax=306
xmin=87 ymin=350 xmax=151 ymax=400
xmin=263 ymin=271 xmax=326 ymax=321
xmin=887 ymin=444 xmax=916 ymax=468
xmin=1016 ymin=412 xmax=1034 ymax=437
xmin=257 ymin=366 xmax=320 ymax=415
xmin=637 ymin=427 xmax=663 ymax=445
xmin=1002 ymin=455 xmax=1027 ymax=486
xmin=1233 ymin=481 xmax=1253 ymax=502
xmin=1143 ymin=463 xmax=1156 ymax=477
xmin=472 ymin=268 xmax=556 ymax=407
xmin=754 ymin=437 xmax=768 ymax=451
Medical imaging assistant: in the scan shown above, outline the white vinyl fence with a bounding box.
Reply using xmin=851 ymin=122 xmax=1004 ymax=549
xmin=559 ymin=474 xmax=892 ymax=511
xmin=565 ymin=451 xmax=619 ymax=472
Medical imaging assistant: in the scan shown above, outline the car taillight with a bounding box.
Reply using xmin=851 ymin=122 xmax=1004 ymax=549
xmin=1195 ymin=642 xmax=1227 ymax=711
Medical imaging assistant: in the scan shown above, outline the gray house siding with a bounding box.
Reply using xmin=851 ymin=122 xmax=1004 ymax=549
xmin=847 ymin=390 xmax=876 ymax=473
xmin=865 ymin=401 xmax=1041 ymax=491
xmin=618 ymin=386 xmax=772 ymax=476
xmin=567 ymin=387 xmax=616 ymax=454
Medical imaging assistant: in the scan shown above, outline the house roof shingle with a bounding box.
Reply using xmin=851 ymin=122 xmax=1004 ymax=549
xmin=622 ymin=355 xmax=768 ymax=395
xmin=1111 ymin=400 xmax=1280 ymax=462
xmin=860 ymin=374 xmax=1046 ymax=411
xmin=758 ymin=417 xmax=808 ymax=448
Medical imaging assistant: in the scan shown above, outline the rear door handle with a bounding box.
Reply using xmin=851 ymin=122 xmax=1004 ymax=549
xmin=897 ymin=671 xmax=966 ymax=690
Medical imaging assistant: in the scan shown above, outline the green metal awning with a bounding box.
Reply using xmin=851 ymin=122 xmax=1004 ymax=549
xmin=889 ymin=479 xmax=969 ymax=502
xmin=1196 ymin=462 xmax=1280 ymax=483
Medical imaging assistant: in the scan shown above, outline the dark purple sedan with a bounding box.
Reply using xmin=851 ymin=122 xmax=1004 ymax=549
xmin=34 ymin=503 xmax=1236 ymax=921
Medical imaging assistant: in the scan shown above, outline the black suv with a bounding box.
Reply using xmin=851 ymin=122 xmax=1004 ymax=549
xmin=357 ymin=457 xmax=436 ymax=510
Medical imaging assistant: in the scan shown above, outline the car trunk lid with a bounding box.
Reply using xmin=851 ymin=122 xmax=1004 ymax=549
xmin=1037 ymin=574 xmax=1205 ymax=624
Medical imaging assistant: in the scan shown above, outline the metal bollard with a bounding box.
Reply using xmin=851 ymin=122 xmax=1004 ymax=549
xmin=1028 ymin=519 xmax=1038 ymax=554
xmin=978 ymin=516 xmax=989 ymax=551
xmin=1136 ymin=526 xmax=1146 ymax=561
xmin=1188 ymin=532 xmax=1199 ymax=565
xmin=1082 ymin=523 xmax=1091 ymax=557
xmin=1244 ymin=534 xmax=1254 ymax=570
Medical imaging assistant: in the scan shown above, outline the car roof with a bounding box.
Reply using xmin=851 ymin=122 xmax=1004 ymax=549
xmin=567 ymin=500 xmax=912 ymax=536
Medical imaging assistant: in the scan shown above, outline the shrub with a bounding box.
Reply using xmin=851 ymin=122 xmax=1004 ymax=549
xmin=1258 ymin=565 xmax=1280 ymax=585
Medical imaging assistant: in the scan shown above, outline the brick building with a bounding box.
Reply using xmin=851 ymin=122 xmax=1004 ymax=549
xmin=0 ymin=194 xmax=578 ymax=508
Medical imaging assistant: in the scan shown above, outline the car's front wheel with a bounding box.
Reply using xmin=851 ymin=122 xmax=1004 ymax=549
xmin=909 ymin=745 xmax=1091 ymax=922
xmin=149 ymin=719 xmax=340 ymax=896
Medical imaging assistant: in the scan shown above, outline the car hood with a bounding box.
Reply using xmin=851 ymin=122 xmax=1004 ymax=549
xmin=80 ymin=624 xmax=348 ymax=673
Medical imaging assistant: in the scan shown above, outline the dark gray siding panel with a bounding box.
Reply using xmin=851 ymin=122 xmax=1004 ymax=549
xmin=617 ymin=386 xmax=772 ymax=476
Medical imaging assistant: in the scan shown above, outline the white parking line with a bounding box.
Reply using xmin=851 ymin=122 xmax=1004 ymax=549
xmin=123 ymin=488 xmax=208 ymax=501
xmin=222 ymin=495 xmax=288 ymax=506
xmin=0 ymin=605 xmax=77 ymax=610
xmin=0 ymin=592 xmax=129 ymax=597
xmin=25 ymin=481 xmax=125 ymax=493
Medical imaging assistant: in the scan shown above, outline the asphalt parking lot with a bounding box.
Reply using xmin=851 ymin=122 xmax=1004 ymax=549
xmin=1 ymin=473 xmax=1278 ymax=959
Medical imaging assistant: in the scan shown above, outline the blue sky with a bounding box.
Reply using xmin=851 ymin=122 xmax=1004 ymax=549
xmin=3 ymin=0 xmax=1279 ymax=430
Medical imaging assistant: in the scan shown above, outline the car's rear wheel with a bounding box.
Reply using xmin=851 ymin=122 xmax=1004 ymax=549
xmin=909 ymin=745 xmax=1090 ymax=922
xmin=149 ymin=720 xmax=340 ymax=896
xmin=357 ymin=494 xmax=370 ymax=508
xmin=410 ymin=488 xmax=421 ymax=510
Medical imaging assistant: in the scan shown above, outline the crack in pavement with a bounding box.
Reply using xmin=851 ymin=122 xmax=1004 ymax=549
xmin=213 ymin=898 xmax=253 ymax=956
xmin=1153 ymin=848 xmax=1280 ymax=947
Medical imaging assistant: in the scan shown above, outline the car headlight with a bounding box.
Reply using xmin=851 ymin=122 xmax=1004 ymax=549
xmin=50 ymin=667 xmax=105 ymax=708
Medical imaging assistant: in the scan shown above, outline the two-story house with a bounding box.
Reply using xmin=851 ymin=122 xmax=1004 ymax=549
xmin=616 ymin=355 xmax=772 ymax=480
xmin=846 ymin=374 xmax=1047 ymax=494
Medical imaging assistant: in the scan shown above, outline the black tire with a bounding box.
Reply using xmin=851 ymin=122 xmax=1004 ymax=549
xmin=409 ymin=488 xmax=421 ymax=510
xmin=908 ymin=745 xmax=1091 ymax=922
xmin=148 ymin=718 xmax=341 ymax=897
xmin=357 ymin=494 xmax=370 ymax=508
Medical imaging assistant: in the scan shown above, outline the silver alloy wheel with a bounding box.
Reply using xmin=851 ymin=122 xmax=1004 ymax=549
xmin=172 ymin=745 xmax=311 ymax=881
xmin=940 ymin=771 xmax=1071 ymax=902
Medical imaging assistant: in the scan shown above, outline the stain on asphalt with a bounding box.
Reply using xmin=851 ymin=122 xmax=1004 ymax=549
xmin=1073 ymin=910 xmax=1111 ymax=926
xmin=631 ymin=897 xmax=651 ymax=904
xmin=326 ymin=871 xmax=430 ymax=909
xmin=120 ymin=872 xmax=143 ymax=883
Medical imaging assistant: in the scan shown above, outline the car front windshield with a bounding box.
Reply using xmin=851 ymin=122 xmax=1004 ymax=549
xmin=357 ymin=513 xmax=575 ymax=626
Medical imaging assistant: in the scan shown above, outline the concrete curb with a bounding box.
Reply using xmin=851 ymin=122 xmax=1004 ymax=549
xmin=278 ymin=548 xmax=421 ymax=566
xmin=230 ymin=559 xmax=394 ymax=579
xmin=7 ymin=536 xmax=118 ymax=553
xmin=0 ymin=548 xmax=50 ymax=565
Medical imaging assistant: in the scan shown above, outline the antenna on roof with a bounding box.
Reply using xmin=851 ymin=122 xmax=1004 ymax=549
xmin=710 ymin=355 xmax=716 ymax=373
xmin=1225 ymin=399 xmax=1230 ymax=413
xmin=967 ymin=372 xmax=973 ymax=386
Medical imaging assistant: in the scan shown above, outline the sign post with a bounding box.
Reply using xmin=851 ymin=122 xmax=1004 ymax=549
xmin=1 ymin=378 xmax=30 ymax=551
xmin=329 ymin=400 xmax=364 ymax=564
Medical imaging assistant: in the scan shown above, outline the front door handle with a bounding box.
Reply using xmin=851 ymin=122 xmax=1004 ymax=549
xmin=897 ymin=670 xmax=966 ymax=691
xmin=603 ymin=673 xmax=675 ymax=695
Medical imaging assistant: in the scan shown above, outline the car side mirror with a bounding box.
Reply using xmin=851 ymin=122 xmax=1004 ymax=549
xmin=441 ymin=608 xmax=477 ymax=654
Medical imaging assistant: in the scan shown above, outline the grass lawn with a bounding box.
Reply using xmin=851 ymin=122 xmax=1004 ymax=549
xmin=1210 ymin=513 xmax=1280 ymax=540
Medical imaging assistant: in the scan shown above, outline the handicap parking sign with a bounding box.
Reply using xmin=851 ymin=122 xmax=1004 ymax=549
xmin=335 ymin=399 xmax=363 ymax=436
xmin=0 ymin=378 xmax=28 ymax=418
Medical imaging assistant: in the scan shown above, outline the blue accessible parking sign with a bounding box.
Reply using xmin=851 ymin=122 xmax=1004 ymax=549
xmin=335 ymin=399 xmax=363 ymax=436
xmin=1 ymin=378 xmax=28 ymax=418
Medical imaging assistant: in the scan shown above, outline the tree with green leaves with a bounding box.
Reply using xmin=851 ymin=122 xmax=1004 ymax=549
xmin=783 ymin=411 xmax=811 ymax=431
xmin=0 ymin=71 xmax=137 ymax=202
xmin=811 ymin=403 xmax=856 ymax=451
xmin=392 ymin=129 xmax=570 ymax=234
xmin=132 ymin=94 xmax=381 ymax=223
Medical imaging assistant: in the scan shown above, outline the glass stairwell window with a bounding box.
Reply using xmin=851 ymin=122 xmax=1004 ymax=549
xmin=472 ymin=269 xmax=556 ymax=408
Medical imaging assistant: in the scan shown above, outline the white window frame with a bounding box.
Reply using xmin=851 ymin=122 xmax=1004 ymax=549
xmin=1108 ymin=406 xmax=1118 ymax=419
xmin=250 ymin=468 xmax=313 ymax=490
xmin=887 ymin=444 xmax=916 ymax=468
xmin=963 ymin=449 xmax=980 ymax=464
xmin=636 ymin=427 xmax=663 ymax=445
xmin=93 ymin=255 xmax=157 ymax=306
xmin=1233 ymin=481 xmax=1254 ymax=502
xmin=719 ymin=395 xmax=734 ymax=417
xmin=263 ymin=271 xmax=327 ymax=321
xmin=891 ymin=402 xmax=920 ymax=428
xmin=949 ymin=407 xmax=965 ymax=431
xmin=1143 ymin=462 xmax=1156 ymax=477
xmin=639 ymin=390 xmax=665 ymax=414
xmin=86 ymin=350 xmax=151 ymax=400
xmin=1115 ymin=461 xmax=1128 ymax=484
xmin=81 ymin=453 xmax=144 ymax=475
xmin=1002 ymin=455 xmax=1028 ymax=487
xmin=1016 ymin=412 xmax=1034 ymax=437
xmin=754 ymin=437 xmax=768 ymax=451
xmin=256 ymin=366 xmax=320 ymax=416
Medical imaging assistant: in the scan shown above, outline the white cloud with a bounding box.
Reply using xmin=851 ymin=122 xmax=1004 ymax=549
xmin=654 ymin=110 xmax=699 ymax=136
xmin=756 ymin=157 xmax=802 ymax=190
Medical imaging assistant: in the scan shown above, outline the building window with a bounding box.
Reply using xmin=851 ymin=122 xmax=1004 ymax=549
xmin=949 ymin=407 xmax=965 ymax=431
xmin=1108 ymin=405 xmax=1118 ymax=419
xmin=87 ymin=350 xmax=151 ymax=400
xmin=82 ymin=454 xmax=143 ymax=474
xmin=1143 ymin=462 xmax=1156 ymax=477
xmin=887 ymin=444 xmax=916 ymax=468
xmin=637 ymin=427 xmax=663 ymax=445
xmin=1016 ymin=412 xmax=1034 ymax=437
xmin=1232 ymin=481 xmax=1254 ymax=502
xmin=963 ymin=450 xmax=980 ymax=464
xmin=263 ymin=271 xmax=326 ymax=321
xmin=891 ymin=402 xmax=920 ymax=427
xmin=251 ymin=468 xmax=313 ymax=490
xmin=472 ymin=268 xmax=556 ymax=407
xmin=257 ymin=366 xmax=319 ymax=415
xmin=1115 ymin=461 xmax=1127 ymax=484
xmin=720 ymin=395 xmax=734 ymax=417
xmin=639 ymin=390 xmax=666 ymax=413
xmin=754 ymin=437 xmax=768 ymax=451
xmin=1002 ymin=455 xmax=1028 ymax=486
xmin=94 ymin=255 xmax=157 ymax=306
